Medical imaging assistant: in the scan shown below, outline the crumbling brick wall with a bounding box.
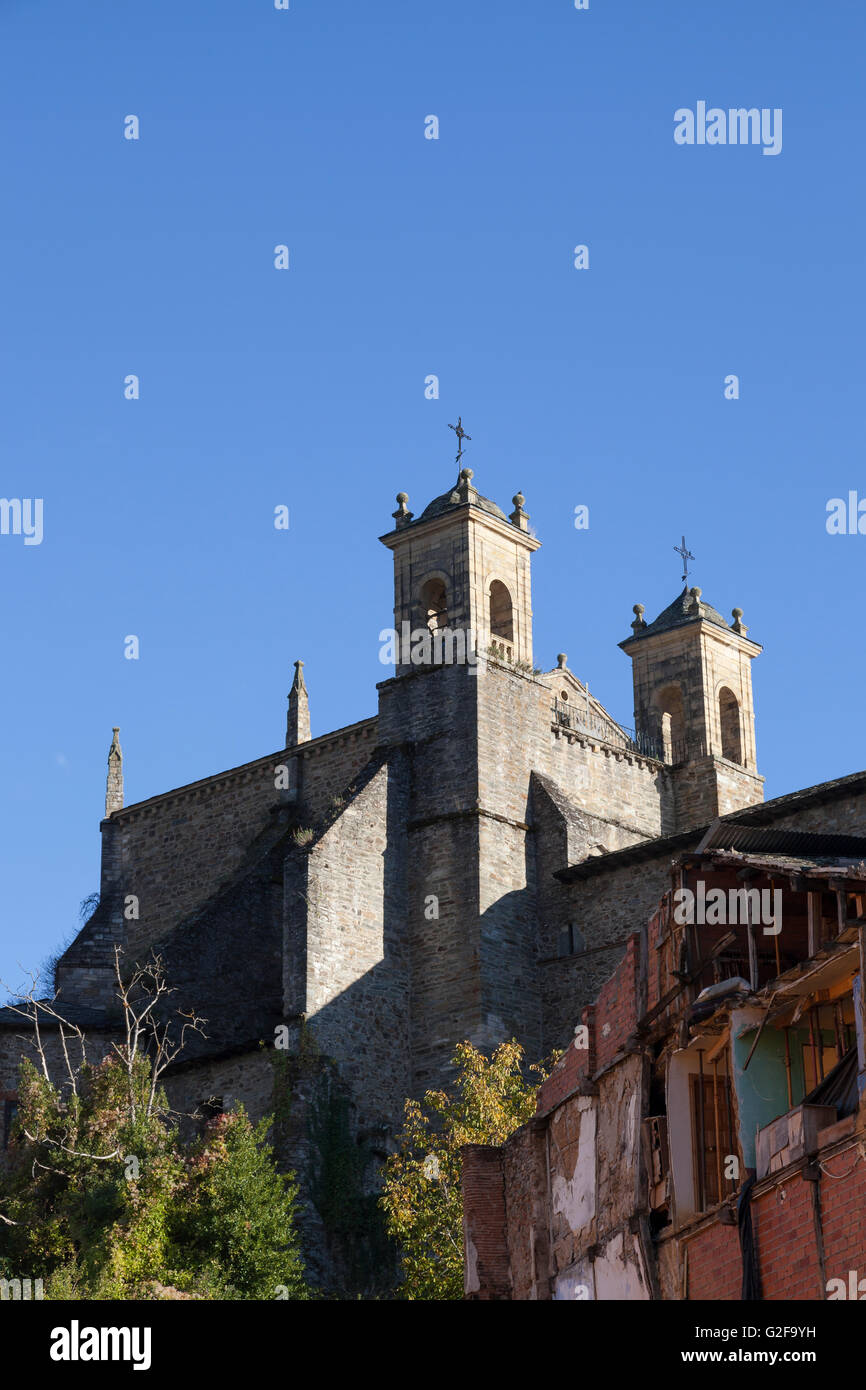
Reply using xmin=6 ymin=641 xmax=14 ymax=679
xmin=502 ymin=1122 xmax=550 ymax=1299
xmin=462 ymin=1143 xmax=511 ymax=1299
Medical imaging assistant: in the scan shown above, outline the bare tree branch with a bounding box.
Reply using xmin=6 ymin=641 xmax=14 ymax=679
xmin=3 ymin=947 xmax=208 ymax=1188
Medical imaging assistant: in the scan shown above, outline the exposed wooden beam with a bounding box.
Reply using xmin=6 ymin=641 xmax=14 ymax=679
xmin=807 ymin=891 xmax=821 ymax=957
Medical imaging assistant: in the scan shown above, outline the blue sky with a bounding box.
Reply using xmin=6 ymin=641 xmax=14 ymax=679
xmin=1 ymin=0 xmax=863 ymax=990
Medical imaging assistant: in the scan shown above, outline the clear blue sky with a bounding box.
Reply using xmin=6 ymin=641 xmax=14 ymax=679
xmin=1 ymin=0 xmax=864 ymax=992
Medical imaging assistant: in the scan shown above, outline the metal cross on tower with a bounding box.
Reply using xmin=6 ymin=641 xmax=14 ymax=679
xmin=448 ymin=416 xmax=472 ymax=465
xmin=674 ymin=535 xmax=695 ymax=586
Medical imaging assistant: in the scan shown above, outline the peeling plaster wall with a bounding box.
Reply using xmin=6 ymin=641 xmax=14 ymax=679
xmin=554 ymin=1231 xmax=649 ymax=1300
xmin=553 ymin=1260 xmax=592 ymax=1300
xmin=656 ymin=1236 xmax=685 ymax=1301
xmin=593 ymin=1230 xmax=649 ymax=1300
xmin=548 ymin=1096 xmax=597 ymax=1274
xmin=597 ymin=1059 xmax=642 ymax=1227
xmin=544 ymin=1053 xmax=645 ymax=1297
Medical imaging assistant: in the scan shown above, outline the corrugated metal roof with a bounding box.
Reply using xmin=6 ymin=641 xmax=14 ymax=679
xmin=554 ymin=770 xmax=866 ymax=883
xmin=704 ymin=850 xmax=866 ymax=878
xmin=696 ymin=819 xmax=866 ymax=860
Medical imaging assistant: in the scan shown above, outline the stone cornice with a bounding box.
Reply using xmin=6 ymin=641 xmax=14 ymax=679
xmin=103 ymin=717 xmax=377 ymax=825
xmin=620 ymin=616 xmax=762 ymax=658
xmin=379 ymin=503 xmax=541 ymax=554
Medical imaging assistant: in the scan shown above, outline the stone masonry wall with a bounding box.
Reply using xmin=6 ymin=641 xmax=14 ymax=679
xmin=544 ymin=864 xmax=671 ymax=1051
xmin=163 ymin=1047 xmax=276 ymax=1133
xmin=300 ymin=751 xmax=411 ymax=1133
xmin=409 ymin=815 xmax=483 ymax=1092
xmin=477 ymin=814 xmax=541 ymax=1060
xmin=379 ymin=662 xmax=486 ymax=1093
xmin=672 ymin=755 xmax=763 ymax=829
xmin=102 ymin=720 xmax=376 ymax=966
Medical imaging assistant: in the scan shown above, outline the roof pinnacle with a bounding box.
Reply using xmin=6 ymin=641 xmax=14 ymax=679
xmin=105 ymin=727 xmax=123 ymax=817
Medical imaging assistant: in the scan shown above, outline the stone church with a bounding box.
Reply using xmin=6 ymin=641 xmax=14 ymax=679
xmin=5 ymin=460 xmax=863 ymax=1284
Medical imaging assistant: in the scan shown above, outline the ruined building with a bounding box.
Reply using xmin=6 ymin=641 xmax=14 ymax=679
xmin=4 ymin=461 xmax=860 ymax=1288
xmin=462 ymin=821 xmax=866 ymax=1299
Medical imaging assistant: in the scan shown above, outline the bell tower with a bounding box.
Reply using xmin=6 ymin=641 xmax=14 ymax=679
xmin=377 ymin=450 xmax=544 ymax=1091
xmin=379 ymin=466 xmax=540 ymax=670
xmin=620 ymin=585 xmax=764 ymax=826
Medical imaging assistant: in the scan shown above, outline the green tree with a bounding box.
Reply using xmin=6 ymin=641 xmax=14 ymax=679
xmin=174 ymin=1110 xmax=307 ymax=1299
xmin=380 ymin=1039 xmax=553 ymax=1300
xmin=0 ymin=953 xmax=308 ymax=1300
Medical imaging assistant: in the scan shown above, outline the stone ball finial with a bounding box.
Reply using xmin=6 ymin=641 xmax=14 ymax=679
xmin=731 ymin=606 xmax=747 ymax=635
xmin=392 ymin=492 xmax=414 ymax=527
xmin=509 ymin=489 xmax=530 ymax=529
xmin=396 ymin=491 xmax=408 ymax=504
xmin=557 ymin=653 xmax=567 ymax=669
xmin=459 ymin=467 xmax=473 ymax=482
xmin=690 ymin=587 xmax=702 ymax=600
xmin=631 ymin=603 xmax=647 ymax=633
xmin=633 ymin=604 xmax=644 ymax=616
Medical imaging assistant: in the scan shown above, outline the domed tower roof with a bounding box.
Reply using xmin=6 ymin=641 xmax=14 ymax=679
xmin=412 ymin=468 xmax=509 ymax=526
xmin=625 ymin=586 xmax=730 ymax=643
xmin=385 ymin=466 xmax=533 ymax=539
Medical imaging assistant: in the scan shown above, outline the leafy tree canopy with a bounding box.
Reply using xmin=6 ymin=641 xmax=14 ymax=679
xmin=380 ymin=1039 xmax=554 ymax=1300
xmin=0 ymin=953 xmax=308 ymax=1300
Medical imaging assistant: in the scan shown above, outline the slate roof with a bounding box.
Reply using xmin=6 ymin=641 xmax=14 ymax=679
xmin=414 ymin=479 xmax=508 ymax=526
xmin=0 ymin=1000 xmax=116 ymax=1030
xmin=627 ymin=586 xmax=730 ymax=642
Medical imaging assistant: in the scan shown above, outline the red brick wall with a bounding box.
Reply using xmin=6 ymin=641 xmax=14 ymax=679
xmin=461 ymin=1144 xmax=511 ymax=1299
xmin=594 ymin=934 xmax=640 ymax=1070
xmin=752 ymin=1177 xmax=822 ymax=1300
xmin=812 ymin=1149 xmax=866 ymax=1295
xmin=537 ymin=1016 xmax=593 ymax=1113
xmin=502 ymin=1124 xmax=549 ymax=1300
xmin=686 ymin=1223 xmax=744 ymax=1300
xmin=537 ymin=932 xmax=644 ymax=1115
xmin=685 ymin=1146 xmax=866 ymax=1301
